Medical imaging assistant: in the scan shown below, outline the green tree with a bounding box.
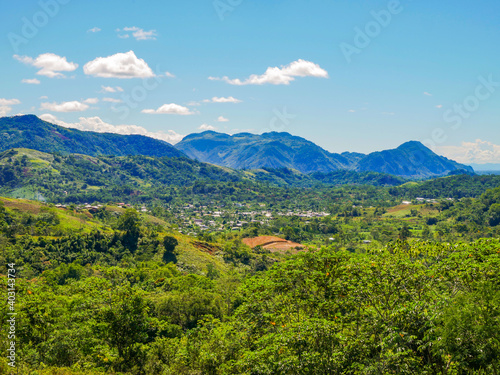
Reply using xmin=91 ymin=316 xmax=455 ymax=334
xmin=162 ymin=235 xmax=179 ymax=263
xmin=487 ymin=203 xmax=500 ymax=226
xmin=94 ymin=287 xmax=152 ymax=371
xmin=117 ymin=209 xmax=142 ymax=252
xmin=398 ymin=223 xmax=411 ymax=241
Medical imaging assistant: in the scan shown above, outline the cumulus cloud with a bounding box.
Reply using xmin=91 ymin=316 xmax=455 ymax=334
xmin=14 ymin=53 xmax=78 ymax=78
xmin=117 ymin=27 xmax=157 ymax=41
xmin=100 ymin=85 xmax=123 ymax=93
xmin=88 ymin=27 xmax=101 ymax=33
xmin=84 ymin=51 xmax=154 ymax=79
xmin=436 ymin=139 xmax=500 ymax=164
xmin=199 ymin=124 xmax=217 ymax=131
xmin=423 ymin=92 xmax=433 ymax=96
xmin=40 ymin=101 xmax=89 ymax=112
xmin=142 ymin=103 xmax=194 ymax=115
xmin=203 ymin=96 xmax=242 ymax=103
xmin=0 ymin=108 xmax=11 ymax=116
xmin=209 ymin=59 xmax=329 ymax=86
xmin=0 ymin=99 xmax=21 ymax=117
xmin=84 ymin=98 xmax=99 ymax=104
xmin=436 ymin=104 xmax=443 ymax=109
xmin=39 ymin=114 xmax=184 ymax=144
xmin=22 ymin=78 xmax=40 ymax=84
xmin=0 ymin=99 xmax=21 ymax=106
xmin=217 ymin=116 xmax=229 ymax=122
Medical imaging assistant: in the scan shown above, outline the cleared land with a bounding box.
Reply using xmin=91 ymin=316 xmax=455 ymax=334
xmin=242 ymin=236 xmax=304 ymax=253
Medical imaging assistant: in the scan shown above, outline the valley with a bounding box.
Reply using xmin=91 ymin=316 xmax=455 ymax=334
xmin=0 ymin=115 xmax=499 ymax=374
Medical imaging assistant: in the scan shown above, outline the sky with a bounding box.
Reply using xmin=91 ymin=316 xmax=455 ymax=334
xmin=1 ymin=0 xmax=500 ymax=164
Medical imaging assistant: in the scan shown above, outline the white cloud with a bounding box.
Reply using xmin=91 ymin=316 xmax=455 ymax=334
xmin=217 ymin=116 xmax=229 ymax=122
xmin=88 ymin=27 xmax=101 ymax=33
xmin=40 ymin=101 xmax=89 ymax=112
xmin=209 ymin=59 xmax=329 ymax=86
xmin=436 ymin=104 xmax=443 ymax=109
xmin=436 ymin=139 xmax=500 ymax=164
xmin=40 ymin=96 xmax=48 ymax=99
xmin=22 ymin=78 xmax=40 ymax=84
xmin=102 ymin=97 xmax=122 ymax=103
xmin=348 ymin=109 xmax=356 ymax=113
xmin=84 ymin=98 xmax=99 ymax=104
xmin=142 ymin=103 xmax=194 ymax=115
xmin=424 ymin=92 xmax=433 ymax=96
xmin=100 ymin=85 xmax=123 ymax=93
xmin=203 ymin=96 xmax=242 ymax=103
xmin=0 ymin=107 xmax=11 ymax=116
xmin=117 ymin=27 xmax=157 ymax=41
xmin=39 ymin=114 xmax=184 ymax=144
xmin=199 ymin=124 xmax=217 ymax=131
xmin=0 ymin=99 xmax=21 ymax=106
xmin=83 ymin=51 xmax=154 ymax=79
xmin=14 ymin=53 xmax=78 ymax=78
xmin=0 ymin=99 xmax=21 ymax=117
xmin=165 ymin=72 xmax=175 ymax=78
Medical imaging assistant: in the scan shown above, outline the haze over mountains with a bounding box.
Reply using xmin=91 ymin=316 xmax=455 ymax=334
xmin=176 ymin=131 xmax=473 ymax=178
xmin=0 ymin=115 xmax=473 ymax=179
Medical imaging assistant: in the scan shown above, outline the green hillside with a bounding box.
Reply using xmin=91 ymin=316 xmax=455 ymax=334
xmin=0 ymin=115 xmax=184 ymax=158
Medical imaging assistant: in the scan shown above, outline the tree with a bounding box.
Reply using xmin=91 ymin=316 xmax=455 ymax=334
xmin=487 ymin=203 xmax=500 ymax=227
xmin=94 ymin=287 xmax=152 ymax=371
xmin=117 ymin=209 xmax=142 ymax=252
xmin=162 ymin=235 xmax=179 ymax=263
xmin=163 ymin=236 xmax=178 ymax=253
xmin=398 ymin=224 xmax=411 ymax=241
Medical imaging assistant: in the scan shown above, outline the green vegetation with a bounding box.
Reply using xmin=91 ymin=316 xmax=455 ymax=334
xmin=177 ymin=132 xmax=472 ymax=178
xmin=1 ymin=206 xmax=498 ymax=374
xmin=0 ymin=145 xmax=500 ymax=374
xmin=0 ymin=115 xmax=183 ymax=158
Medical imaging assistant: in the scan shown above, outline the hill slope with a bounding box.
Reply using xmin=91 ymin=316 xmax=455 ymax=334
xmin=176 ymin=131 xmax=363 ymax=173
xmin=176 ymin=132 xmax=473 ymax=178
xmin=0 ymin=115 xmax=185 ymax=158
xmin=356 ymin=141 xmax=474 ymax=178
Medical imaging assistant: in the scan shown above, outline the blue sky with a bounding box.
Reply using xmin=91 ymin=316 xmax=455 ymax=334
xmin=1 ymin=0 xmax=500 ymax=163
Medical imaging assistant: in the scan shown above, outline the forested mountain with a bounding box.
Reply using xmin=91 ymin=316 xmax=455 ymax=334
xmin=176 ymin=131 xmax=361 ymax=173
xmin=356 ymin=141 xmax=474 ymax=178
xmin=176 ymin=131 xmax=473 ymax=178
xmin=0 ymin=148 xmax=409 ymax=205
xmin=0 ymin=115 xmax=184 ymax=158
xmin=0 ymin=116 xmax=474 ymax=179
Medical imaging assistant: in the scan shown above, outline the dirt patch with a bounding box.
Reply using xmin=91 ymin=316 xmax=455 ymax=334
xmin=192 ymin=241 xmax=221 ymax=255
xmin=0 ymin=198 xmax=42 ymax=214
xmin=242 ymin=236 xmax=304 ymax=253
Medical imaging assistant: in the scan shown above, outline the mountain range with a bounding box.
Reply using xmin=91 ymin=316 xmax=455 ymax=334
xmin=0 ymin=115 xmax=183 ymax=158
xmin=0 ymin=115 xmax=474 ymax=179
xmin=176 ymin=131 xmax=473 ymax=178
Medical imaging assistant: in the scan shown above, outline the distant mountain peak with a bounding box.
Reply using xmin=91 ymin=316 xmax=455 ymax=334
xmin=397 ymin=140 xmax=431 ymax=151
xmin=176 ymin=132 xmax=473 ymax=178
